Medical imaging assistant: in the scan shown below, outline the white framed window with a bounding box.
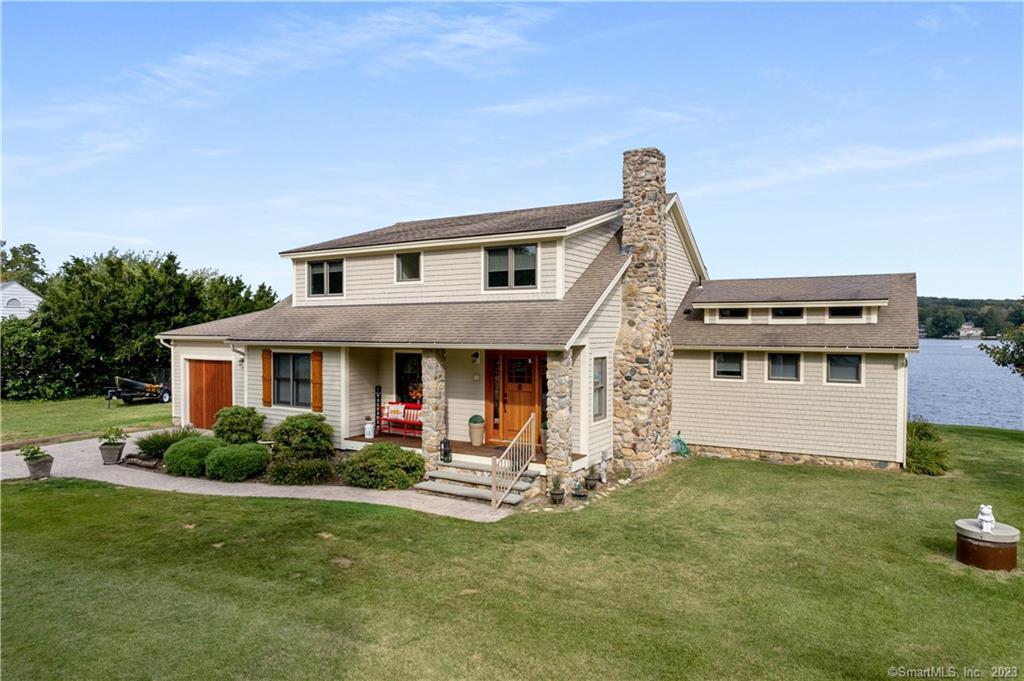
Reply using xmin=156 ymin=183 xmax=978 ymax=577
xmin=828 ymin=306 xmax=863 ymax=319
xmin=592 ymin=356 xmax=607 ymax=422
xmin=713 ymin=352 xmax=744 ymax=380
xmin=767 ymin=352 xmax=801 ymax=382
xmin=273 ymin=353 xmax=312 ymax=407
xmin=308 ymin=260 xmax=343 ymax=296
xmin=771 ymin=307 xmax=803 ymax=320
xmin=395 ymin=252 xmax=422 ymax=283
xmin=486 ymin=244 xmax=537 ymax=289
xmin=826 ymin=354 xmax=863 ymax=385
xmin=719 ymin=308 xmax=749 ymax=319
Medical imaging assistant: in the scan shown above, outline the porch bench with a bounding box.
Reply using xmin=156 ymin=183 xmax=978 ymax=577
xmin=379 ymin=402 xmax=423 ymax=439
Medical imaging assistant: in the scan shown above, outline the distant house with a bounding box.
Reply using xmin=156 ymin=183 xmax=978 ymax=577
xmin=0 ymin=281 xmax=43 ymax=319
xmin=958 ymin=322 xmax=985 ymax=339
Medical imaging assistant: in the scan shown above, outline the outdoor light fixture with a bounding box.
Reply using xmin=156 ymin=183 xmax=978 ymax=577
xmin=440 ymin=438 xmax=452 ymax=463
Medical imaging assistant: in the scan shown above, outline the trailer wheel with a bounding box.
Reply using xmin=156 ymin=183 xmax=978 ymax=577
xmin=159 ymin=390 xmax=171 ymax=404
xmin=122 ymin=396 xmax=134 ymax=405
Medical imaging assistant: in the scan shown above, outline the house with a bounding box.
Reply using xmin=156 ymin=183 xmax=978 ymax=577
xmin=0 ymin=281 xmax=43 ymax=319
xmin=958 ymin=322 xmax=985 ymax=339
xmin=158 ymin=148 xmax=918 ymax=504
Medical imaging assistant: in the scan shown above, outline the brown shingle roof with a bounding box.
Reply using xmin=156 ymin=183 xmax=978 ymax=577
xmin=689 ymin=273 xmax=892 ymax=305
xmin=670 ymin=273 xmax=919 ymax=350
xmin=163 ymin=231 xmax=628 ymax=347
xmin=280 ymin=198 xmax=623 ymax=254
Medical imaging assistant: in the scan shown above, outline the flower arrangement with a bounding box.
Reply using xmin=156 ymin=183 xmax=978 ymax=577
xmin=406 ymin=382 xmax=424 ymax=402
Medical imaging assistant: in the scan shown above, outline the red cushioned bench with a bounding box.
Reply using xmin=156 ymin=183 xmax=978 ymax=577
xmin=379 ymin=401 xmax=423 ymax=439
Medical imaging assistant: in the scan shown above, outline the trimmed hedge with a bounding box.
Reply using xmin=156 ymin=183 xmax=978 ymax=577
xmin=135 ymin=427 xmax=198 ymax=460
xmin=341 ymin=443 xmax=425 ymax=490
xmin=212 ymin=406 xmax=265 ymax=445
xmin=205 ymin=443 xmax=271 ymax=482
xmin=164 ymin=436 xmax=223 ymax=477
xmin=270 ymin=413 xmax=334 ymax=460
xmin=265 ymin=459 xmax=335 ymax=486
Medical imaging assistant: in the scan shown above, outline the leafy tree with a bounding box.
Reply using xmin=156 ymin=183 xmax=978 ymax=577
xmin=978 ymin=305 xmax=1009 ymax=336
xmin=980 ymin=323 xmax=1024 ymax=379
xmin=925 ymin=306 xmax=965 ymax=338
xmin=0 ymin=242 xmax=48 ymax=294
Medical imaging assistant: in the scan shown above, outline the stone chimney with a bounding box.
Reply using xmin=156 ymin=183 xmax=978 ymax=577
xmin=613 ymin=148 xmax=673 ymax=475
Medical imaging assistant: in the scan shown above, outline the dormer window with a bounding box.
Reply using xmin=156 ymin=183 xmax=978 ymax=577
xmin=771 ymin=307 xmax=803 ymax=319
xmin=719 ymin=308 xmax=748 ymax=319
xmin=309 ymin=260 xmax=343 ymax=296
xmin=486 ymin=244 xmax=537 ymax=289
xmin=828 ymin=306 xmax=863 ymax=319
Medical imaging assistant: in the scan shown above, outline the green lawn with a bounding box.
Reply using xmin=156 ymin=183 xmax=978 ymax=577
xmin=2 ymin=426 xmax=1021 ymax=680
xmin=1 ymin=397 xmax=171 ymax=446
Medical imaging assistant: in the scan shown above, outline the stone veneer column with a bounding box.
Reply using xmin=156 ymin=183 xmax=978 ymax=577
xmin=420 ymin=349 xmax=447 ymax=465
xmin=613 ymin=148 xmax=673 ymax=476
xmin=544 ymin=350 xmax=573 ymax=483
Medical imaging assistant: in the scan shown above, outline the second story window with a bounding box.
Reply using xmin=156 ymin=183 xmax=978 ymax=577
xmin=828 ymin=306 xmax=863 ymax=319
xmin=309 ymin=260 xmax=343 ymax=296
xmin=719 ymin=308 xmax=749 ymax=319
xmin=772 ymin=307 xmax=804 ymax=319
xmin=396 ymin=252 xmax=421 ymax=282
xmin=486 ymin=244 xmax=537 ymax=289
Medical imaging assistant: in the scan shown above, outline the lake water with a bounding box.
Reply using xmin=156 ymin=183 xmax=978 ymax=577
xmin=909 ymin=339 xmax=1023 ymax=430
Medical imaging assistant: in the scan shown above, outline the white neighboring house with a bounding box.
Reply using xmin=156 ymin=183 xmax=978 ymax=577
xmin=0 ymin=281 xmax=43 ymax=320
xmin=958 ymin=322 xmax=985 ymax=339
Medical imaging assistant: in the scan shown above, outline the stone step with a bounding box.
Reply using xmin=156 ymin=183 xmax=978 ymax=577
xmin=437 ymin=459 xmax=539 ymax=480
xmin=426 ymin=470 xmax=533 ymax=492
xmin=414 ymin=480 xmax=523 ymax=506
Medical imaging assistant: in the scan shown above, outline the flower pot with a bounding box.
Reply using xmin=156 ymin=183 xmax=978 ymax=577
xmin=585 ymin=475 xmax=599 ymax=490
xmin=99 ymin=442 xmax=125 ymax=465
xmin=469 ymin=423 xmax=485 ymax=447
xmin=25 ymin=456 xmax=53 ymax=480
xmin=549 ymin=490 xmax=565 ymax=505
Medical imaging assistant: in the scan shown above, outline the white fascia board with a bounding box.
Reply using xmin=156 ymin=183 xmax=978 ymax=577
xmin=673 ymin=344 xmax=919 ymax=353
xmin=691 ymin=300 xmax=890 ymax=309
xmin=666 ymin=194 xmax=709 ymax=281
xmin=224 ymin=339 xmax=565 ymax=351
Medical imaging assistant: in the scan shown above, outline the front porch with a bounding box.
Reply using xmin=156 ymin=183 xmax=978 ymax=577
xmin=346 ymin=432 xmax=586 ymax=467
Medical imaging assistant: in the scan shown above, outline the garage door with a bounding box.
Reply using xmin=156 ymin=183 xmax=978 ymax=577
xmin=187 ymin=360 xmax=232 ymax=430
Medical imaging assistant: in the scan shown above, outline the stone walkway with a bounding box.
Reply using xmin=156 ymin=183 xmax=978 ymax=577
xmin=0 ymin=432 xmax=511 ymax=523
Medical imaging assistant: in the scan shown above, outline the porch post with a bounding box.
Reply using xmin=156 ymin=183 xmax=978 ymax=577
xmin=420 ymin=348 xmax=447 ymax=466
xmin=545 ymin=349 xmax=573 ymax=484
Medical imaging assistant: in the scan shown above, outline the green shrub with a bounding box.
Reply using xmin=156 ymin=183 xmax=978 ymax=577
xmin=212 ymin=406 xmax=265 ymax=445
xmin=164 ymin=436 xmax=223 ymax=477
xmin=205 ymin=443 xmax=271 ymax=482
xmin=135 ymin=427 xmax=198 ymax=460
xmin=270 ymin=413 xmax=334 ymax=460
xmin=265 ymin=459 xmax=335 ymax=485
xmin=17 ymin=445 xmax=49 ymax=461
xmin=99 ymin=426 xmax=127 ymax=445
xmin=341 ymin=443 xmax=425 ymax=490
xmin=906 ymin=418 xmax=951 ymax=476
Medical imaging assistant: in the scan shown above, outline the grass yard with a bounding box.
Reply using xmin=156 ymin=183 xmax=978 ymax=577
xmin=1 ymin=397 xmax=171 ymax=446
xmin=3 ymin=425 xmax=1022 ymax=680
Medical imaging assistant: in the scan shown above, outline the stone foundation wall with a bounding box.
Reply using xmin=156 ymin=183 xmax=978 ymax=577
xmin=420 ymin=349 xmax=447 ymax=465
xmin=689 ymin=444 xmax=901 ymax=472
xmin=545 ymin=350 xmax=573 ymax=481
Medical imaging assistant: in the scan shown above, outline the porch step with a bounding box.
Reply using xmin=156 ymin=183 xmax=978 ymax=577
xmin=426 ymin=470 xmax=533 ymax=492
xmin=413 ymin=481 xmax=523 ymax=506
xmin=437 ymin=459 xmax=540 ymax=480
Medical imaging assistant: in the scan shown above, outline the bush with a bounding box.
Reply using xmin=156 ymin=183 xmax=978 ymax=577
xmin=135 ymin=427 xmax=198 ymax=460
xmin=341 ymin=443 xmax=425 ymax=490
xmin=265 ymin=459 xmax=335 ymax=485
xmin=164 ymin=436 xmax=223 ymax=477
xmin=270 ymin=413 xmax=334 ymax=460
xmin=906 ymin=419 xmax=951 ymax=476
xmin=205 ymin=443 xmax=271 ymax=482
xmin=212 ymin=406 xmax=265 ymax=445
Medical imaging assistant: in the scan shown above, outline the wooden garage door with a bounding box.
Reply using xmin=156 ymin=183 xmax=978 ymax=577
xmin=188 ymin=360 xmax=232 ymax=430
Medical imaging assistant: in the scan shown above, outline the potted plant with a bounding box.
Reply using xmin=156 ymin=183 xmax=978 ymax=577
xmin=571 ymin=478 xmax=589 ymax=500
xmin=585 ymin=465 xmax=600 ymax=490
xmin=468 ymin=414 xmax=485 ymax=447
xmin=18 ymin=445 xmax=53 ymax=480
xmin=548 ymin=473 xmax=565 ymax=505
xmin=98 ymin=427 xmax=128 ymax=465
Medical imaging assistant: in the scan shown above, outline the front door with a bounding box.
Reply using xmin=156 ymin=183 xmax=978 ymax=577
xmin=485 ymin=351 xmax=545 ymax=444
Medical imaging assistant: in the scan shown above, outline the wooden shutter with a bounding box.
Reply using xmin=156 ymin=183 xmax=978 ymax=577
xmin=262 ymin=350 xmax=272 ymax=407
xmin=311 ymin=351 xmax=323 ymax=413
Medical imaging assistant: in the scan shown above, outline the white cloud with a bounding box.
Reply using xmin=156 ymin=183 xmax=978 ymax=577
xmin=476 ymin=91 xmax=607 ymax=115
xmin=686 ymin=135 xmax=1023 ymax=198
xmin=50 ymin=229 xmax=154 ymax=247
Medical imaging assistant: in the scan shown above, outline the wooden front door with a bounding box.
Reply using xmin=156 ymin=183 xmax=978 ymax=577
xmin=187 ymin=360 xmax=232 ymax=430
xmin=485 ymin=351 xmax=544 ymax=444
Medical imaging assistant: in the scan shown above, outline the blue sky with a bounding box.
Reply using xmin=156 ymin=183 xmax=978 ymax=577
xmin=4 ymin=2 xmax=1022 ymax=299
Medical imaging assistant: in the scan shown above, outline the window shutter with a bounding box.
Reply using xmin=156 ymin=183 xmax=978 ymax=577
xmin=311 ymin=351 xmax=323 ymax=413
xmin=262 ymin=350 xmax=272 ymax=406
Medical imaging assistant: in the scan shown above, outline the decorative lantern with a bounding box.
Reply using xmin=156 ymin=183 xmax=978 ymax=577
xmin=440 ymin=438 xmax=452 ymax=463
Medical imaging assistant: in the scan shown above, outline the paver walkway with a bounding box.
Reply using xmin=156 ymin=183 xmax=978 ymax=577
xmin=0 ymin=432 xmax=510 ymax=523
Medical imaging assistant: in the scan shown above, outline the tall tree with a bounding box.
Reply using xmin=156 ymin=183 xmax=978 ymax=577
xmin=0 ymin=242 xmax=48 ymax=294
xmin=925 ymin=306 xmax=965 ymax=338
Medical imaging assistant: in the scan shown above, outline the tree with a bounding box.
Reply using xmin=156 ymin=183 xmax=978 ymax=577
xmin=980 ymin=324 xmax=1024 ymax=379
xmin=0 ymin=242 xmax=48 ymax=294
xmin=978 ymin=305 xmax=1009 ymax=337
xmin=925 ymin=306 xmax=965 ymax=338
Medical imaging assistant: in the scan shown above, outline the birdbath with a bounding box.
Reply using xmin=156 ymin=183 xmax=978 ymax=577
xmin=954 ymin=505 xmax=1020 ymax=572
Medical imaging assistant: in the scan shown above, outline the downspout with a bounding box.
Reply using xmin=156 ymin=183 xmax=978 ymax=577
xmin=158 ymin=338 xmax=173 ymax=350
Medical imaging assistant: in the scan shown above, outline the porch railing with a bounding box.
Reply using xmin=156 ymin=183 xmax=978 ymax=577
xmin=491 ymin=413 xmax=535 ymax=510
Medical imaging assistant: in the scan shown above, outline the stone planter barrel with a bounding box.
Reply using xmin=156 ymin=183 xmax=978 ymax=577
xmin=954 ymin=519 xmax=1020 ymax=572
xmin=25 ymin=455 xmax=54 ymax=480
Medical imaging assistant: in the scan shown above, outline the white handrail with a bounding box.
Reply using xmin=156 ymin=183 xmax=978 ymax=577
xmin=491 ymin=413 xmax=535 ymax=509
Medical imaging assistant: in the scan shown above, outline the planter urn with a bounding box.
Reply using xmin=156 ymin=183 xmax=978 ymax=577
xmin=585 ymin=473 xmax=600 ymax=490
xmin=25 ymin=455 xmax=54 ymax=480
xmin=469 ymin=422 xmax=485 ymax=447
xmin=549 ymin=489 xmax=565 ymax=505
xmin=99 ymin=443 xmax=125 ymax=465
